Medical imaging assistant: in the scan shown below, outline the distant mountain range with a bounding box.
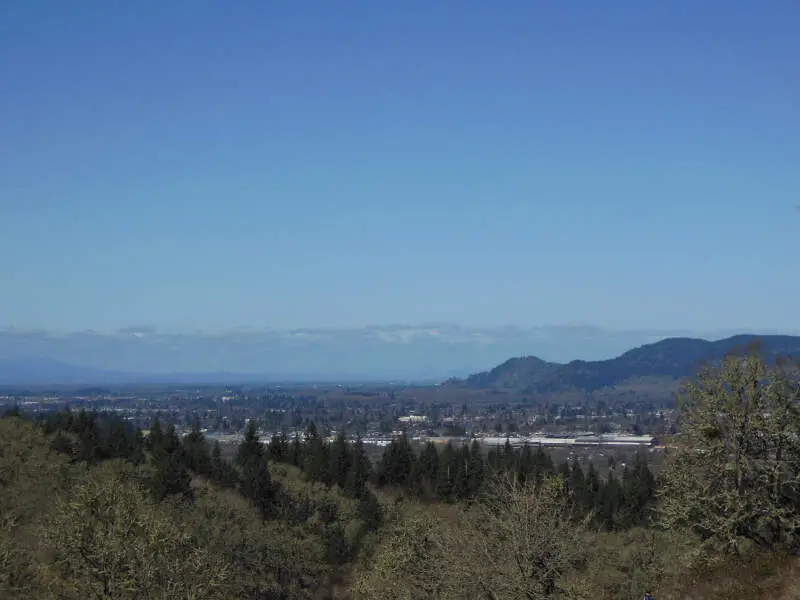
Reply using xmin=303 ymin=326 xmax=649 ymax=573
xmin=447 ymin=334 xmax=800 ymax=394
xmin=1 ymin=327 xmax=798 ymax=386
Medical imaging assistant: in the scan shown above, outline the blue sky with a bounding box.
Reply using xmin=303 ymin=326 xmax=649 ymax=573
xmin=2 ymin=0 xmax=798 ymax=334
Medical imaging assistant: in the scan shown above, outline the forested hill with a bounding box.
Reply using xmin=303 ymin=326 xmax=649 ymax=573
xmin=448 ymin=334 xmax=800 ymax=393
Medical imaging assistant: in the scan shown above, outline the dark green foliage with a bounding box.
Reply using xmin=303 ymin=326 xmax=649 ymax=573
xmin=210 ymin=440 xmax=238 ymax=488
xmin=413 ymin=441 xmax=440 ymax=498
xmin=39 ymin=408 xmax=144 ymax=465
xmin=452 ymin=444 xmax=472 ymax=501
xmin=584 ymin=461 xmax=601 ymax=513
xmin=182 ymin=421 xmax=212 ymax=477
xmin=596 ymin=472 xmax=622 ymax=531
xmin=267 ymin=431 xmax=289 ymax=463
xmin=145 ymin=418 xmax=163 ymax=453
xmin=620 ymin=451 xmax=656 ymax=528
xmin=467 ymin=440 xmax=486 ymax=499
xmin=148 ymin=423 xmax=192 ymax=501
xmin=235 ymin=421 xmax=279 ymax=520
xmin=345 ymin=436 xmax=372 ymax=500
xmin=1 ymin=404 xmax=21 ymax=418
xmin=377 ymin=433 xmax=416 ymax=488
xmin=569 ymin=462 xmax=586 ymax=505
xmin=357 ymin=489 xmax=384 ymax=532
xmin=328 ymin=432 xmax=352 ymax=489
xmin=436 ymin=442 xmax=457 ymax=501
xmin=288 ymin=433 xmax=304 ymax=467
xmin=302 ymin=422 xmax=329 ymax=484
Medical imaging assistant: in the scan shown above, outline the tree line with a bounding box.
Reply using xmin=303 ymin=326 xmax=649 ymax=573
xmin=263 ymin=421 xmax=656 ymax=532
xmin=7 ymin=408 xmax=383 ymax=569
xmin=13 ymin=404 xmax=657 ymax=533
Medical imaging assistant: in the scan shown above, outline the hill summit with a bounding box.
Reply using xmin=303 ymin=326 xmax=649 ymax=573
xmin=447 ymin=334 xmax=800 ymax=394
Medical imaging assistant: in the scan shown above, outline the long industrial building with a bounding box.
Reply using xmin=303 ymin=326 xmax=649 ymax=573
xmin=480 ymin=434 xmax=659 ymax=448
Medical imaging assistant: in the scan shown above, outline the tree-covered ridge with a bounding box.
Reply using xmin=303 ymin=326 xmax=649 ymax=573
xmin=453 ymin=333 xmax=800 ymax=393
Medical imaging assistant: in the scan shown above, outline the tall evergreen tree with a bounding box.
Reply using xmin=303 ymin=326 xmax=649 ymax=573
xmin=235 ymin=421 xmax=277 ymax=519
xmin=452 ymin=444 xmax=472 ymax=501
xmin=267 ymin=430 xmax=289 ymax=463
xmin=211 ymin=440 xmax=225 ymax=481
xmin=183 ymin=421 xmax=212 ymax=477
xmin=415 ymin=441 xmax=440 ymax=497
xmin=584 ymin=461 xmax=601 ymax=514
xmin=289 ymin=433 xmax=304 ymax=467
xmin=345 ymin=436 xmax=372 ymax=500
xmin=328 ymin=431 xmax=352 ymax=489
xmin=533 ymin=445 xmax=554 ymax=487
xmin=235 ymin=420 xmax=263 ymax=468
xmin=518 ymin=443 xmax=534 ymax=485
xmin=436 ymin=442 xmax=456 ymax=502
xmin=597 ymin=472 xmax=622 ymax=531
xmin=303 ymin=421 xmax=329 ymax=483
xmin=148 ymin=423 xmax=192 ymax=501
xmin=569 ymin=461 xmax=587 ymax=515
xmin=467 ymin=440 xmax=486 ymax=499
xmin=377 ymin=434 xmax=415 ymax=488
xmin=146 ymin=418 xmax=164 ymax=453
xmin=621 ymin=450 xmax=656 ymax=527
xmin=209 ymin=440 xmax=237 ymax=488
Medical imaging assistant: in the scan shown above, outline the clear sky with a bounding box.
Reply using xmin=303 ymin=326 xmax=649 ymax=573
xmin=2 ymin=1 xmax=798 ymax=333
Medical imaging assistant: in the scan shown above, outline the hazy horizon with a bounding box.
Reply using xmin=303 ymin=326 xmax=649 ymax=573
xmin=2 ymin=323 xmax=798 ymax=385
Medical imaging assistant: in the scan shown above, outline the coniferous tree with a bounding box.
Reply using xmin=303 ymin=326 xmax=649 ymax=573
xmin=377 ymin=433 xmax=415 ymax=488
xmin=75 ymin=410 xmax=101 ymax=463
xmin=558 ymin=460 xmax=572 ymax=491
xmin=436 ymin=442 xmax=456 ymax=501
xmin=415 ymin=441 xmax=440 ymax=497
xmin=131 ymin=428 xmax=146 ymax=465
xmin=486 ymin=446 xmax=501 ymax=471
xmin=235 ymin=421 xmax=277 ymax=519
xmin=211 ymin=440 xmax=225 ymax=481
xmin=146 ymin=418 xmax=164 ymax=453
xmin=584 ymin=461 xmax=601 ymax=514
xmin=502 ymin=439 xmax=516 ymax=473
xmin=345 ymin=436 xmax=372 ymax=500
xmin=518 ymin=443 xmax=534 ymax=484
xmin=533 ymin=445 xmax=554 ymax=487
xmin=328 ymin=431 xmax=352 ymax=489
xmin=106 ymin=418 xmax=133 ymax=461
xmin=597 ymin=472 xmax=622 ymax=531
xmin=621 ymin=450 xmax=656 ymax=528
xmin=267 ymin=430 xmax=289 ymax=463
xmin=149 ymin=423 xmax=192 ymax=501
xmin=467 ymin=440 xmax=486 ymax=499
xmin=357 ymin=488 xmax=384 ymax=532
xmin=303 ymin=421 xmax=329 ymax=483
xmin=289 ymin=433 xmax=304 ymax=467
xmin=453 ymin=444 xmax=471 ymax=501
xmin=235 ymin=420 xmax=263 ymax=468
xmin=183 ymin=421 xmax=212 ymax=477
xmin=569 ymin=461 xmax=586 ymax=515
xmin=209 ymin=440 xmax=237 ymax=488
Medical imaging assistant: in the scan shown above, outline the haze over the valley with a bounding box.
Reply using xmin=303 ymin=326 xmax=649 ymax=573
xmin=1 ymin=323 xmax=795 ymax=383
